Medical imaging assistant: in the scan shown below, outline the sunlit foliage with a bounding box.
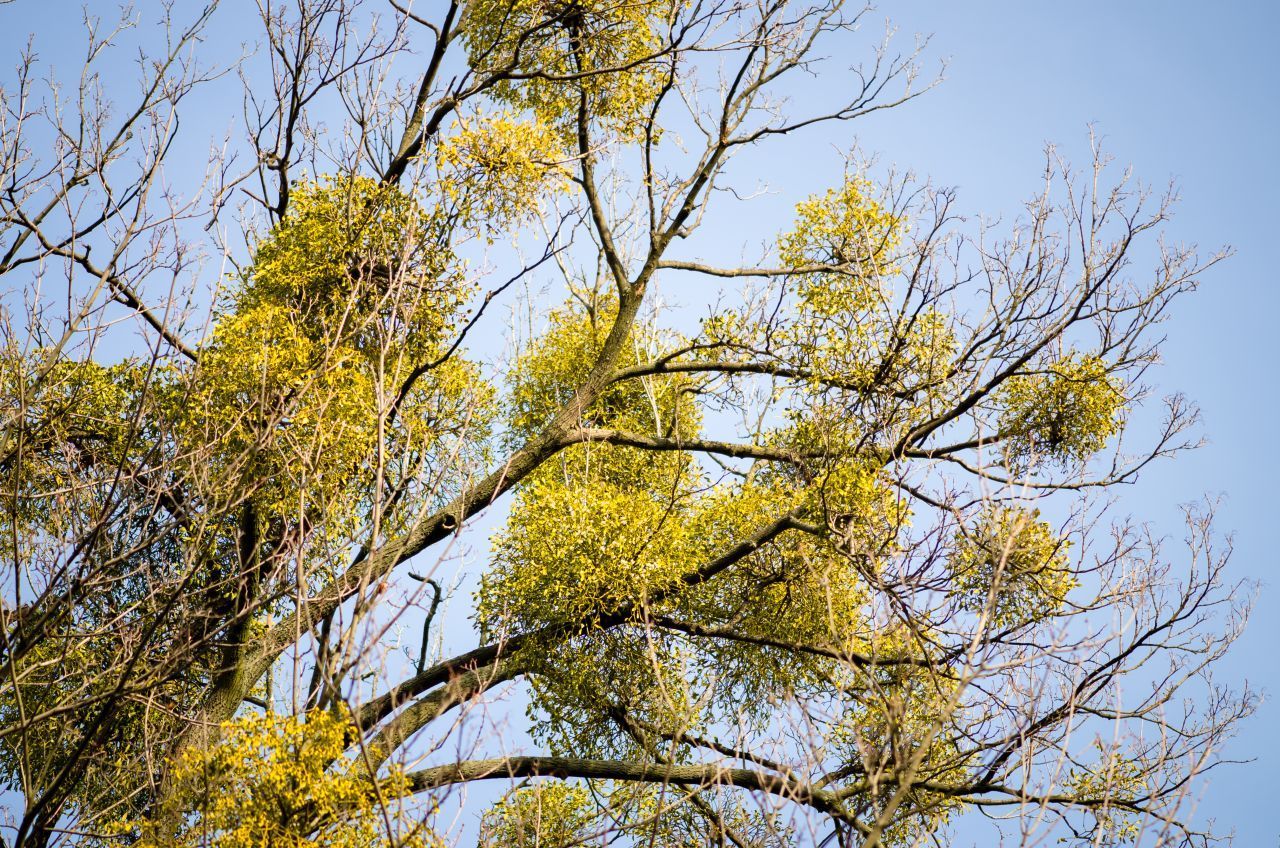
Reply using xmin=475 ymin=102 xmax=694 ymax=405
xmin=478 ymin=783 xmax=596 ymax=848
xmin=1063 ymin=744 xmax=1150 ymax=844
xmin=437 ymin=110 xmax=568 ymax=230
xmin=0 ymin=3 xmax=1245 ymax=847
xmin=460 ymin=0 xmax=681 ymax=141
xmin=998 ymin=353 xmax=1126 ymax=467
xmin=125 ymin=708 xmax=435 ymax=848
xmin=950 ymin=506 xmax=1074 ymax=626
xmin=179 ymin=174 xmax=491 ymax=537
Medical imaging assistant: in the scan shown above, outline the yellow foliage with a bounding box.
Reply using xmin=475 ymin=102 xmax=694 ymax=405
xmin=125 ymin=708 xmax=436 ymax=848
xmin=777 ymin=177 xmax=904 ymax=390
xmin=1063 ymin=744 xmax=1149 ymax=844
xmin=247 ymin=175 xmax=458 ymax=345
xmin=0 ymin=627 xmax=199 ymax=819
xmin=779 ymin=176 xmax=904 ymax=282
xmin=482 ymin=296 xmax=933 ymax=749
xmin=172 ymin=174 xmax=491 ymax=540
xmin=181 ymin=302 xmax=377 ymax=522
xmin=998 ymin=353 xmax=1125 ymax=466
xmin=437 ymin=110 xmax=568 ymax=229
xmin=707 ymin=176 xmax=959 ymax=423
xmin=827 ymin=666 xmax=969 ymax=846
xmin=480 ymin=471 xmax=700 ymax=634
xmin=0 ymin=352 xmax=143 ymax=534
xmin=0 ymin=7 xmax=1207 ymax=843
xmin=481 ymin=298 xmax=704 ymax=634
xmin=479 ymin=782 xmax=597 ymax=848
xmin=950 ymin=506 xmax=1075 ymax=626
xmin=506 ymin=296 xmax=698 ymax=444
xmin=459 ymin=0 xmax=681 ymax=141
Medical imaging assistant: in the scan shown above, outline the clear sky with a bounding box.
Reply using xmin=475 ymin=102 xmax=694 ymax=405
xmin=2 ymin=1 xmax=1276 ymax=843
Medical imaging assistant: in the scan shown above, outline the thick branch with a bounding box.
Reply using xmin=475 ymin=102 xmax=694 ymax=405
xmin=565 ymin=427 xmax=810 ymax=465
xmin=406 ymin=755 xmax=853 ymax=821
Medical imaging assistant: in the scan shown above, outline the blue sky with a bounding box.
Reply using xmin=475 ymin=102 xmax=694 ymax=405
xmin=2 ymin=1 xmax=1277 ymax=843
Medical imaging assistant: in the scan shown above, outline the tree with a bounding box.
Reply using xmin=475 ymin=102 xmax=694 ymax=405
xmin=0 ymin=2 xmax=1253 ymax=846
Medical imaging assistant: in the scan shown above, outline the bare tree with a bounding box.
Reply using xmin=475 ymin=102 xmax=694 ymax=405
xmin=0 ymin=2 xmax=1252 ymax=847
